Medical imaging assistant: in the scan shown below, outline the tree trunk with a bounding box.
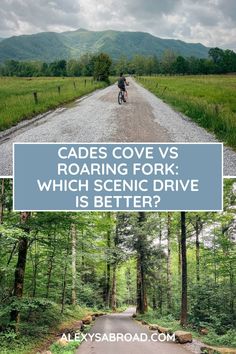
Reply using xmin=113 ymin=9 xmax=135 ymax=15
xmin=31 ymin=239 xmax=38 ymax=298
xmin=45 ymin=232 xmax=56 ymax=299
xmin=180 ymin=212 xmax=188 ymax=327
xmin=105 ymin=213 xmax=111 ymax=308
xmin=136 ymin=212 xmax=148 ymax=314
xmin=229 ymin=259 xmax=234 ymax=315
xmin=167 ymin=212 xmax=172 ymax=312
xmin=71 ymin=224 xmax=77 ymax=305
xmin=177 ymin=228 xmax=181 ymax=276
xmin=61 ymin=236 xmax=70 ymax=314
xmin=152 ymin=289 xmax=157 ymax=310
xmin=0 ymin=179 xmax=5 ymax=224
xmin=10 ymin=212 xmax=31 ymax=332
xmin=195 ymin=215 xmax=200 ymax=283
xmin=110 ymin=265 xmax=117 ymax=311
xmin=158 ymin=285 xmax=163 ymax=315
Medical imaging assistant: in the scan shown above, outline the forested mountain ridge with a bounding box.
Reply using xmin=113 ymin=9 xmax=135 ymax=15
xmin=0 ymin=28 xmax=210 ymax=63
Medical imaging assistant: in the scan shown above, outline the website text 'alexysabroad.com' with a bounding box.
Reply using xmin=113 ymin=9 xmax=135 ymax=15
xmin=61 ymin=332 xmax=176 ymax=343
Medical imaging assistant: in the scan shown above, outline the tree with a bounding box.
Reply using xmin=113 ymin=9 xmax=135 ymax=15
xmin=0 ymin=179 xmax=4 ymax=224
xmin=173 ymin=56 xmax=189 ymax=74
xmin=71 ymin=223 xmax=77 ymax=305
xmin=166 ymin=212 xmax=172 ymax=312
xmin=161 ymin=49 xmax=177 ymax=74
xmin=93 ymin=53 xmax=112 ymax=82
xmin=136 ymin=212 xmax=148 ymax=314
xmin=10 ymin=212 xmax=31 ymax=332
xmin=180 ymin=212 xmax=188 ymax=326
xmin=49 ymin=60 xmax=67 ymax=76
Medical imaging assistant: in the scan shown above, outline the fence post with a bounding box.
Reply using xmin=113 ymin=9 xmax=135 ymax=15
xmin=33 ymin=92 xmax=38 ymax=104
xmin=73 ymin=81 xmax=76 ymax=90
xmin=162 ymin=86 xmax=167 ymax=95
xmin=84 ymin=79 xmax=87 ymax=87
xmin=58 ymin=86 xmax=61 ymax=95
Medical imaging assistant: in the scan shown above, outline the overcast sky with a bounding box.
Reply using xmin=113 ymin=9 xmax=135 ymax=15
xmin=0 ymin=0 xmax=235 ymax=50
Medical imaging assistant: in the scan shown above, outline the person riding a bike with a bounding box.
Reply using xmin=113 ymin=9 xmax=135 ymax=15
xmin=118 ymin=73 xmax=128 ymax=102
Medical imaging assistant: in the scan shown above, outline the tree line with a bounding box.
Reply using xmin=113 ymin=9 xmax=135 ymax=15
xmin=0 ymin=47 xmax=235 ymax=78
xmin=0 ymin=53 xmax=112 ymax=81
xmin=0 ymin=179 xmax=235 ymax=347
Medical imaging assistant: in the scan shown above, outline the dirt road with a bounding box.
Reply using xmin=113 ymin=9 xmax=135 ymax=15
xmin=0 ymin=77 xmax=235 ymax=176
xmin=76 ymin=308 xmax=190 ymax=354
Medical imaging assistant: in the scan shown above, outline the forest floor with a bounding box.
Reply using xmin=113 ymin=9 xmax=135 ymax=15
xmin=0 ymin=77 xmax=235 ymax=176
xmin=0 ymin=305 xmax=98 ymax=354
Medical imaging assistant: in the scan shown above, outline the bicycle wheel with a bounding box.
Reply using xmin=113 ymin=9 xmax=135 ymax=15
xmin=118 ymin=91 xmax=123 ymax=105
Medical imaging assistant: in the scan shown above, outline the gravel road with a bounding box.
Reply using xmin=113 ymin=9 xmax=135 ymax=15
xmin=0 ymin=77 xmax=235 ymax=176
xmin=76 ymin=308 xmax=191 ymax=354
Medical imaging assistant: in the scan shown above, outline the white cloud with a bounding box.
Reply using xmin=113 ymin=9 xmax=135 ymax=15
xmin=0 ymin=0 xmax=235 ymax=50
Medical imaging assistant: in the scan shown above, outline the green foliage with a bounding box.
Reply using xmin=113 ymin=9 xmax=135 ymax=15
xmin=137 ymin=311 xmax=236 ymax=347
xmin=93 ymin=53 xmax=112 ymax=82
xmin=137 ymin=75 xmax=236 ymax=149
xmin=0 ymin=77 xmax=108 ymax=131
xmin=50 ymin=341 xmax=80 ymax=354
xmin=0 ymin=181 xmax=235 ymax=352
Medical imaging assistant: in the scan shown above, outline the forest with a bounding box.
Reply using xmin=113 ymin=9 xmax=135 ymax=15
xmin=0 ymin=179 xmax=235 ymax=353
xmin=0 ymin=47 xmax=236 ymax=78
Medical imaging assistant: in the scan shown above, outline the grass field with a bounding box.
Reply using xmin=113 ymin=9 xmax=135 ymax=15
xmin=137 ymin=75 xmax=236 ymax=149
xmin=0 ymin=77 xmax=109 ymax=132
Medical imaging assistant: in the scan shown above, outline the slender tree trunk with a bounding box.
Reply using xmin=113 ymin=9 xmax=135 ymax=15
xmin=195 ymin=215 xmax=200 ymax=283
xmin=71 ymin=224 xmax=77 ymax=305
xmin=110 ymin=213 xmax=121 ymax=310
xmin=178 ymin=229 xmax=181 ymax=276
xmin=158 ymin=214 xmax=163 ymax=314
xmin=152 ymin=289 xmax=157 ymax=310
xmin=10 ymin=212 xmax=31 ymax=332
xmin=158 ymin=285 xmax=163 ymax=315
xmin=105 ymin=213 xmax=111 ymax=308
xmin=31 ymin=239 xmax=38 ymax=298
xmin=0 ymin=179 xmax=5 ymax=224
xmin=180 ymin=212 xmax=188 ymax=327
xmin=61 ymin=236 xmax=70 ymax=314
xmin=111 ymin=265 xmax=117 ymax=311
xmin=167 ymin=212 xmax=172 ymax=312
xmin=81 ymin=228 xmax=85 ymax=283
xmin=229 ymin=260 xmax=234 ymax=315
xmin=213 ymin=229 xmax=217 ymax=285
xmin=126 ymin=267 xmax=132 ymax=305
xmin=136 ymin=212 xmax=148 ymax=314
xmin=45 ymin=232 xmax=56 ymax=299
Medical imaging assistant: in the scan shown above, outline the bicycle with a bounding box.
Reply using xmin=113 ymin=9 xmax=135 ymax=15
xmin=118 ymin=89 xmax=126 ymax=105
xmin=118 ymin=83 xmax=129 ymax=105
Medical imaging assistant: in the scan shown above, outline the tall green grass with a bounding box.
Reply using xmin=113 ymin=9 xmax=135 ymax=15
xmin=0 ymin=77 xmax=108 ymax=131
xmin=137 ymin=75 xmax=236 ymax=149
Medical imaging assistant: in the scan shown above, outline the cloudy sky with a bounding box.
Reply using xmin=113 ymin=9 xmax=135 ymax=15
xmin=0 ymin=0 xmax=235 ymax=50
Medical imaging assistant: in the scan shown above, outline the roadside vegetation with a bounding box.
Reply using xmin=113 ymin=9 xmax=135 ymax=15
xmin=136 ymin=310 xmax=236 ymax=349
xmin=0 ymin=52 xmax=113 ymax=132
xmin=137 ymin=75 xmax=236 ymax=149
xmin=0 ymin=304 xmax=94 ymax=354
xmin=0 ymin=77 xmax=109 ymax=132
xmin=0 ymin=179 xmax=235 ymax=353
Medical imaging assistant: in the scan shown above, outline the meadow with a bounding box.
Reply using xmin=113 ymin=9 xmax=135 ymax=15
xmin=137 ymin=75 xmax=236 ymax=149
xmin=0 ymin=77 xmax=108 ymax=132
